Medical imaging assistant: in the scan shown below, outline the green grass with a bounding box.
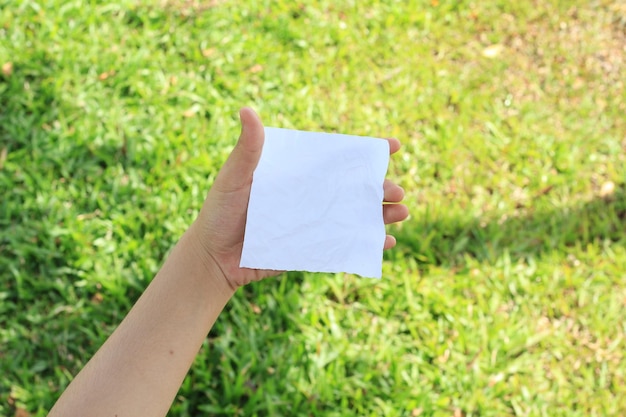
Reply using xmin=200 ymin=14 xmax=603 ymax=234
xmin=1 ymin=0 xmax=625 ymax=415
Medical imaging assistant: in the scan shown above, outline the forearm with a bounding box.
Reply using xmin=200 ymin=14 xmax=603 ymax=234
xmin=49 ymin=226 xmax=235 ymax=417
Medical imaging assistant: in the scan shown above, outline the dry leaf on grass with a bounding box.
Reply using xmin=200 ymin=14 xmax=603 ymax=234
xmin=482 ymin=44 xmax=503 ymax=58
xmin=2 ymin=61 xmax=13 ymax=76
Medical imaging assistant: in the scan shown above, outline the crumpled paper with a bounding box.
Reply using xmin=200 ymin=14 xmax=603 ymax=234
xmin=240 ymin=127 xmax=389 ymax=278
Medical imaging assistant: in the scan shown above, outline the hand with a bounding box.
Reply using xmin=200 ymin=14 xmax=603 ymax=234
xmin=190 ymin=107 xmax=409 ymax=290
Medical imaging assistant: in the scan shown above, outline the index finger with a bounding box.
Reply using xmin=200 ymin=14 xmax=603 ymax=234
xmin=386 ymin=138 xmax=401 ymax=155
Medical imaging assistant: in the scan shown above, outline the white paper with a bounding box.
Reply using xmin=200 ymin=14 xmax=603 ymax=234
xmin=240 ymin=127 xmax=390 ymax=278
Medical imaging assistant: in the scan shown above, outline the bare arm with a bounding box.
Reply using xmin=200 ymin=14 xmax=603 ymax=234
xmin=48 ymin=227 xmax=234 ymax=416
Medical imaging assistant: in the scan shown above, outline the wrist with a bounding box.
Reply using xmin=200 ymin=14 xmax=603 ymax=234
xmin=177 ymin=224 xmax=237 ymax=298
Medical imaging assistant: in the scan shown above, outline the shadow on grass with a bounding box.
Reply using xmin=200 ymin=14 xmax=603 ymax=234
xmin=397 ymin=185 xmax=626 ymax=268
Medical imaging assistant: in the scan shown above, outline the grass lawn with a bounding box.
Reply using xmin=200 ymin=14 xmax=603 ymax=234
xmin=1 ymin=0 xmax=625 ymax=415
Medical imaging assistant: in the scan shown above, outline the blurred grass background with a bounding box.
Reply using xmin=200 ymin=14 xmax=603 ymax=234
xmin=1 ymin=0 xmax=625 ymax=416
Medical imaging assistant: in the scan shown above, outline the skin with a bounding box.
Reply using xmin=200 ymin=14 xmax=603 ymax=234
xmin=48 ymin=108 xmax=409 ymax=417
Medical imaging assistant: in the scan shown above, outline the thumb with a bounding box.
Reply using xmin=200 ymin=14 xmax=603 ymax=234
xmin=214 ymin=107 xmax=265 ymax=191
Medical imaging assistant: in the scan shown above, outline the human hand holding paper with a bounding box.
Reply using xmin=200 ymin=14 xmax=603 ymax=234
xmin=191 ymin=108 xmax=408 ymax=289
xmin=49 ymin=107 xmax=408 ymax=417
